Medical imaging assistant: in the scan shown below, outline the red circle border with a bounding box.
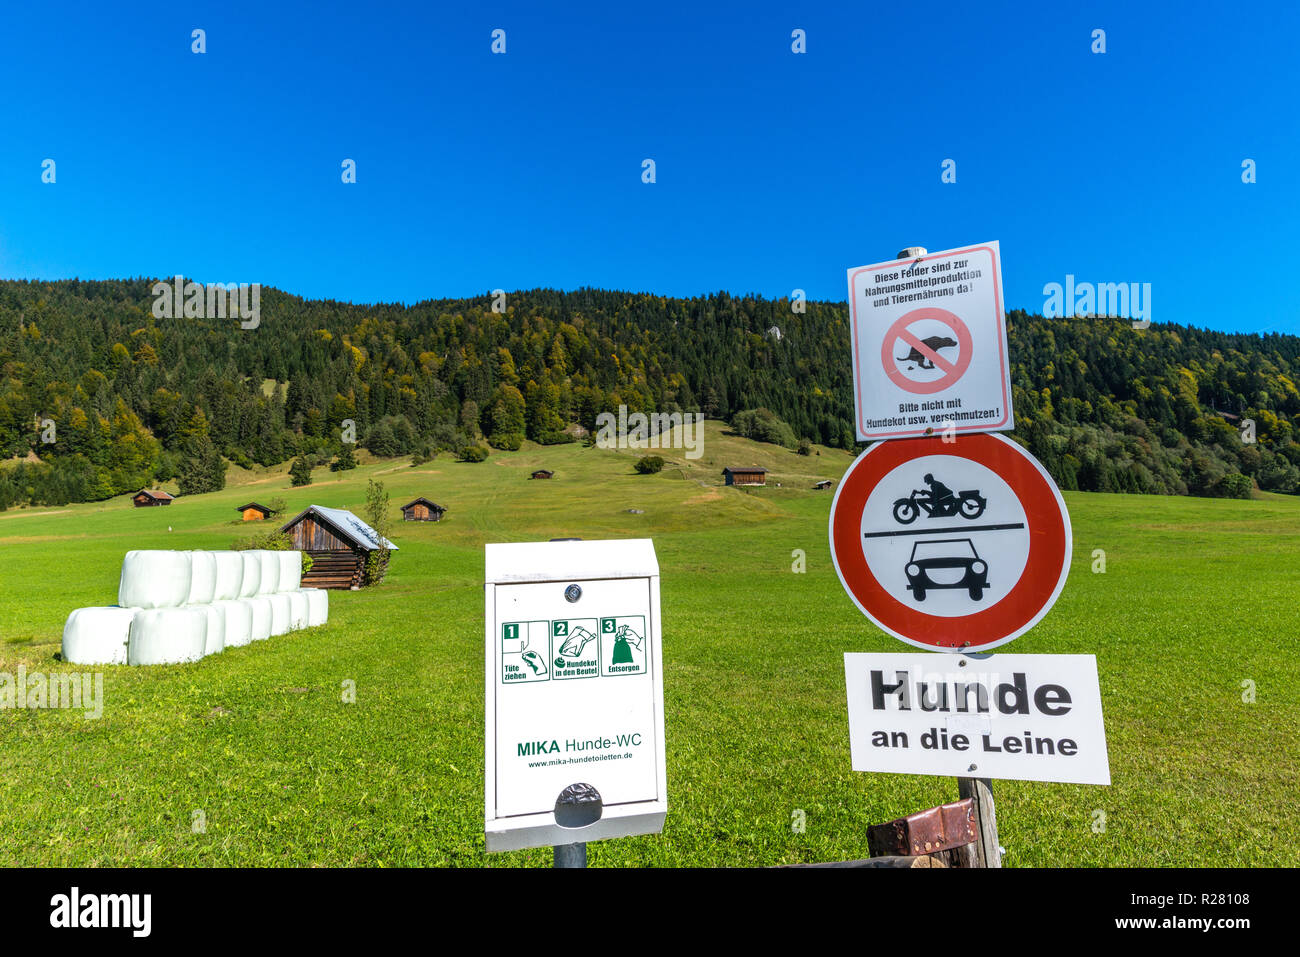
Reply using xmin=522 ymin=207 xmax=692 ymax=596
xmin=829 ymin=434 xmax=1070 ymax=651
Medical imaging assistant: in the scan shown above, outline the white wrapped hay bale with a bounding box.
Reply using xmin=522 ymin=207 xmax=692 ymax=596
xmin=301 ymin=588 xmax=328 ymax=627
xmin=246 ymin=596 xmax=273 ymax=642
xmin=215 ymin=599 xmax=253 ymax=648
xmin=61 ymin=606 xmax=136 ymax=665
xmin=118 ymin=550 xmax=193 ymax=610
xmin=267 ymin=594 xmax=292 ymax=636
xmin=187 ymin=551 xmax=218 ymax=605
xmin=278 ymin=550 xmax=302 ymax=592
xmin=286 ymin=590 xmax=309 ymax=631
xmin=238 ymin=551 xmax=262 ymax=598
xmin=212 ymin=551 xmax=244 ymax=601
xmin=257 ymin=550 xmax=281 ymax=595
xmin=199 ymin=603 xmax=226 ymax=656
xmin=128 ymin=607 xmax=207 ymax=665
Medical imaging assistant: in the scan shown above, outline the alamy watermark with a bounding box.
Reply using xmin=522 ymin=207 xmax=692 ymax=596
xmin=50 ymin=887 xmax=150 ymax=937
xmin=0 ymin=666 xmax=103 ymax=719
xmin=151 ymin=275 xmax=260 ymax=329
xmin=594 ymin=405 xmax=704 ymax=459
xmin=1043 ymin=275 xmax=1151 ymax=329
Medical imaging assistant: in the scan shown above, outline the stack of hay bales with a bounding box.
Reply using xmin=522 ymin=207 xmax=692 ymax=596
xmin=61 ymin=549 xmax=329 ymax=666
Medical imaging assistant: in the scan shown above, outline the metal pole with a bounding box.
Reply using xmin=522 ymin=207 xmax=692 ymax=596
xmin=553 ymin=842 xmax=587 ymax=868
xmin=889 ymin=245 xmax=1004 ymax=868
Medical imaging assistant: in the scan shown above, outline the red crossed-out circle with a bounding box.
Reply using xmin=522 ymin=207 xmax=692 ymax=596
xmin=829 ymin=433 xmax=1071 ymax=652
xmin=881 ymin=308 xmax=973 ymax=395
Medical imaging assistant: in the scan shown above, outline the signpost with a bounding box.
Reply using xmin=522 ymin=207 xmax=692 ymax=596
xmin=830 ymin=244 xmax=1109 ymax=868
xmin=847 ymin=242 xmax=1013 ymax=441
xmin=829 ymin=432 xmax=1071 ymax=653
xmin=484 ymin=539 xmax=667 ymax=860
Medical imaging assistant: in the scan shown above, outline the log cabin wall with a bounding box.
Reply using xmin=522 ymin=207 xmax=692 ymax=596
xmin=302 ymin=549 xmax=365 ymax=589
xmin=288 ymin=516 xmax=366 ymax=589
xmin=286 ymin=516 xmax=349 ymax=551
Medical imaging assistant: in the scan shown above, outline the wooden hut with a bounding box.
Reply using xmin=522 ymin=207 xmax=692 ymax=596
xmin=279 ymin=505 xmax=399 ymax=590
xmin=722 ymin=467 xmax=767 ymax=487
xmin=400 ymin=498 xmax=446 ymax=522
xmin=132 ymin=489 xmax=174 ymax=507
xmin=236 ymin=502 xmax=273 ymax=521
xmin=531 ymin=469 xmax=554 ymax=480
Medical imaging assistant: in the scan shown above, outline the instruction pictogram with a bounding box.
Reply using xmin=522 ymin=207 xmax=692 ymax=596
xmin=601 ymin=616 xmax=648 ymax=676
xmin=501 ymin=620 xmax=550 ymax=683
xmin=552 ymin=618 xmax=600 ymax=679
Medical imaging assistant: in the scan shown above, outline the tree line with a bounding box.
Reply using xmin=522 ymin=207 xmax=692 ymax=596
xmin=0 ymin=279 xmax=1296 ymax=506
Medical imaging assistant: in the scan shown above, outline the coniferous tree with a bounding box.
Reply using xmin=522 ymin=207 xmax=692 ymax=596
xmin=175 ymin=406 xmax=225 ymax=494
xmin=2 ymin=278 xmax=1299 ymax=504
xmin=330 ymin=445 xmax=357 ymax=472
xmin=488 ymin=385 xmax=526 ymax=450
xmin=290 ymin=456 xmax=313 ymax=487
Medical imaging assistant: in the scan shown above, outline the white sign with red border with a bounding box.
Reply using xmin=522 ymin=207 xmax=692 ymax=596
xmin=846 ymin=242 xmax=1013 ymax=441
xmin=829 ymin=433 xmax=1071 ymax=653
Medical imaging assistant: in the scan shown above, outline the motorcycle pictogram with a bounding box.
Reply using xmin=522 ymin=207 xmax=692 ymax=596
xmin=892 ymin=473 xmax=987 ymax=524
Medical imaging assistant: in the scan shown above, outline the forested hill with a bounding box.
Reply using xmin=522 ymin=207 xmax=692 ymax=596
xmin=1 ymin=277 xmax=1298 ymax=506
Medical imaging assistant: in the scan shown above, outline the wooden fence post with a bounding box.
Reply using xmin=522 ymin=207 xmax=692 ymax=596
xmin=957 ymin=776 xmax=1001 ymax=868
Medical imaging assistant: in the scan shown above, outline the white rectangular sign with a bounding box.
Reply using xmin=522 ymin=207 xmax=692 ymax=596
xmin=484 ymin=539 xmax=667 ymax=852
xmin=846 ymin=241 xmax=1013 ymax=441
xmin=844 ymin=652 xmax=1110 ymax=785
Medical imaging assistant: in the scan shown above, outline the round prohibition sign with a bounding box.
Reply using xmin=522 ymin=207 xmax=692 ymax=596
xmin=829 ymin=433 xmax=1071 ymax=652
xmin=881 ymin=307 xmax=973 ymax=395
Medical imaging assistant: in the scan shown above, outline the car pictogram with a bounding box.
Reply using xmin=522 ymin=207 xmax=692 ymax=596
xmin=904 ymin=538 xmax=989 ymax=602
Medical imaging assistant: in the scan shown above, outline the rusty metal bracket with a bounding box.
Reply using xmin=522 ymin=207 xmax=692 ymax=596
xmin=867 ymin=798 xmax=978 ymax=859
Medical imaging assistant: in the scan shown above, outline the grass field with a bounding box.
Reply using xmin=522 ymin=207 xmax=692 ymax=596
xmin=1 ymin=423 xmax=1297 ymax=867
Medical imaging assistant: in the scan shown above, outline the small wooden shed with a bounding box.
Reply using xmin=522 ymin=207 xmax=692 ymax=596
xmin=722 ymin=467 xmax=767 ymax=487
xmin=236 ymin=502 xmax=273 ymax=521
xmin=400 ymin=498 xmax=446 ymax=522
xmin=531 ymin=469 xmax=554 ymax=480
xmin=132 ymin=489 xmax=174 ymax=507
xmin=280 ymin=505 xmax=399 ymax=590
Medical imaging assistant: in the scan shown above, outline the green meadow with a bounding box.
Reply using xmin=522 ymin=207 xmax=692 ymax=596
xmin=0 ymin=422 xmax=1296 ymax=867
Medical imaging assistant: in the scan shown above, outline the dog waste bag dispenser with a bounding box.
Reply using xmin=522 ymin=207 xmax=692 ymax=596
xmin=484 ymin=539 xmax=667 ymax=852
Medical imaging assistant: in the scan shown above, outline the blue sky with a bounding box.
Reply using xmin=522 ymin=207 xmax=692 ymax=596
xmin=1 ymin=1 xmax=1296 ymax=333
